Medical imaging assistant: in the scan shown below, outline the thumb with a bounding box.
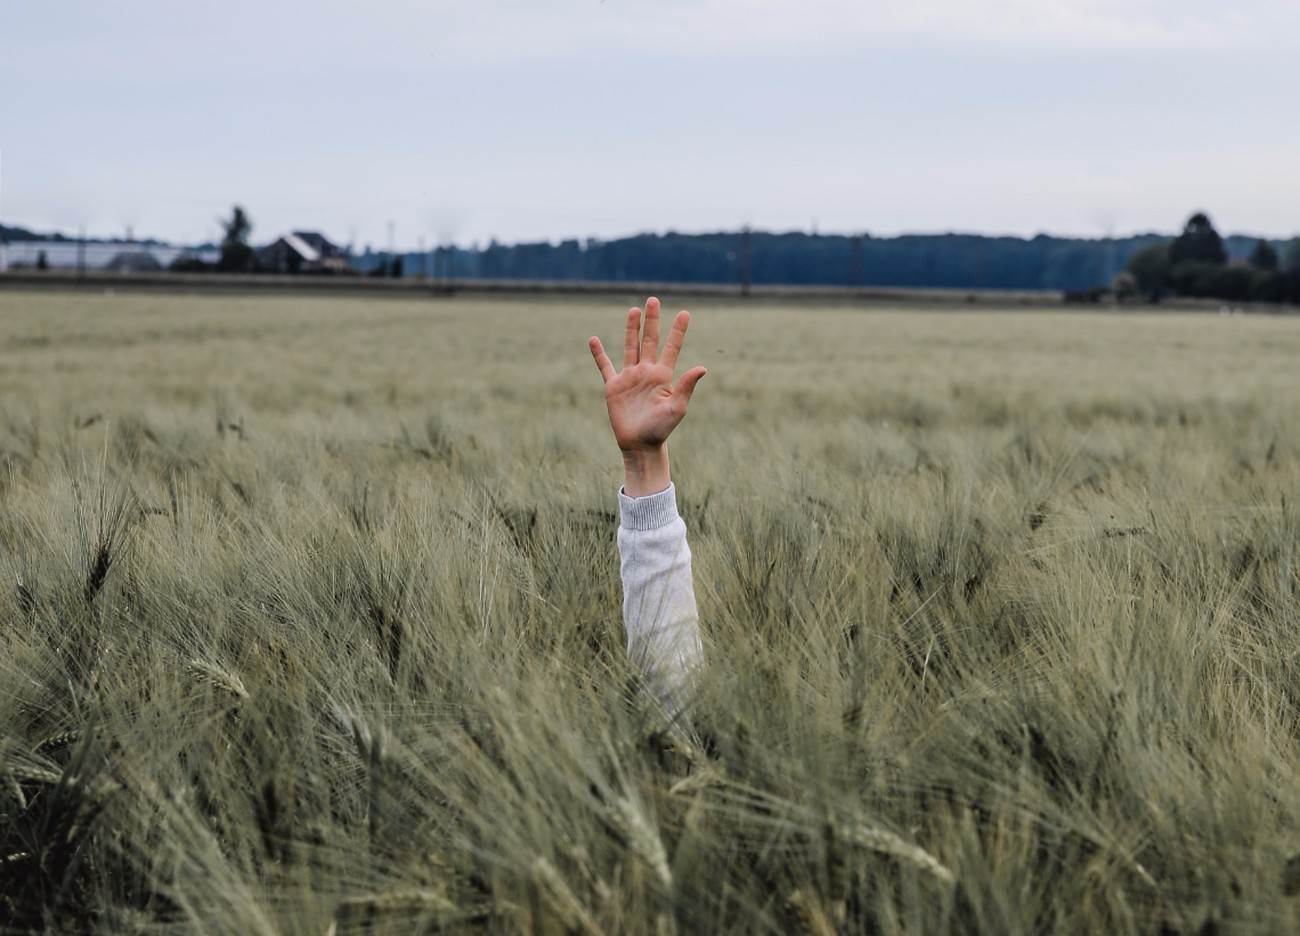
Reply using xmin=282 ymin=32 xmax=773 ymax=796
xmin=674 ymin=366 xmax=707 ymax=406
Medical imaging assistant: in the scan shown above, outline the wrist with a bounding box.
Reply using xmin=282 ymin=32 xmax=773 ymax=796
xmin=621 ymin=445 xmax=671 ymax=497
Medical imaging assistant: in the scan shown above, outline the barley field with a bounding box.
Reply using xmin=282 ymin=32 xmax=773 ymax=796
xmin=1 ymin=288 xmax=1299 ymax=934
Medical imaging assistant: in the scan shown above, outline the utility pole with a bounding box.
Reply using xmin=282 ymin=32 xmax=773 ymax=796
xmin=1104 ymin=226 xmax=1116 ymax=289
xmin=849 ymin=233 xmax=863 ymax=288
xmin=740 ymin=226 xmax=752 ymax=298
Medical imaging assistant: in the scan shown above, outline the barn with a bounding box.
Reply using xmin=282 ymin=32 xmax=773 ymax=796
xmin=258 ymin=231 xmax=349 ymax=273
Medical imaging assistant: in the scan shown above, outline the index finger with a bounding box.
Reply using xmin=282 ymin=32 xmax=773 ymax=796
xmin=623 ymin=306 xmax=641 ymax=368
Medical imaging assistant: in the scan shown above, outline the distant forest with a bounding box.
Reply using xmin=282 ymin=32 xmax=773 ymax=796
xmin=0 ymin=223 xmax=166 ymax=247
xmin=6 ymin=219 xmax=1288 ymax=294
xmin=360 ymin=230 xmax=1274 ymax=292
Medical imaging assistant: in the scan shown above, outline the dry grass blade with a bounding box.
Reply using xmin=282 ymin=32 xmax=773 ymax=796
xmin=842 ymin=820 xmax=955 ymax=886
xmin=532 ymin=857 xmax=604 ymax=936
xmin=185 ymin=658 xmax=249 ymax=700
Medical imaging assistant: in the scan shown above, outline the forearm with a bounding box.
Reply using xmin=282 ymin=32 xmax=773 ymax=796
xmin=621 ymin=445 xmax=671 ymax=498
xmin=617 ymin=483 xmax=703 ymax=714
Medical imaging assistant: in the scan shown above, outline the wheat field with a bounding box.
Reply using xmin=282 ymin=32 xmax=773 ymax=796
xmin=1 ymin=288 xmax=1299 ymax=934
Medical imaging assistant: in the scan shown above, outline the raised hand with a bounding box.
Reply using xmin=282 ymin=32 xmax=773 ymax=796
xmin=589 ymin=297 xmax=706 ymax=495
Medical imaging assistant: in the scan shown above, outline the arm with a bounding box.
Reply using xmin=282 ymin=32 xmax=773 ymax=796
xmin=589 ymin=297 xmax=707 ymax=712
xmin=617 ymin=484 xmax=701 ymax=713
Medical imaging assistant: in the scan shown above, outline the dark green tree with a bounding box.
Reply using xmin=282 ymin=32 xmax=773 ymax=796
xmin=1168 ymin=212 xmax=1227 ymax=267
xmin=1282 ymin=238 xmax=1300 ymax=272
xmin=218 ymin=205 xmax=254 ymax=272
xmin=391 ymin=255 xmax=404 ymax=278
xmin=1248 ymin=239 xmax=1278 ymax=271
xmin=1124 ymin=241 xmax=1171 ymax=301
xmin=1251 ymin=270 xmax=1285 ymax=303
xmin=1280 ymin=239 xmax=1300 ymax=304
xmin=36 ymin=250 xmax=48 ymax=270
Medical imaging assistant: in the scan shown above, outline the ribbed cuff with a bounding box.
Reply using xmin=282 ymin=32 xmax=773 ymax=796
xmin=618 ymin=483 xmax=680 ymax=531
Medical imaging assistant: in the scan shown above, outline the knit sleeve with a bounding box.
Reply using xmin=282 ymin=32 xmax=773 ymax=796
xmin=617 ymin=483 xmax=703 ymax=714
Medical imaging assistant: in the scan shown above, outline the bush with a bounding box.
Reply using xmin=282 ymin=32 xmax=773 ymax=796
xmin=1111 ymin=272 xmax=1140 ymax=304
xmin=1124 ymin=241 xmax=1171 ymax=301
xmin=169 ymin=255 xmax=213 ymax=274
xmin=1168 ymin=262 xmax=1258 ymax=301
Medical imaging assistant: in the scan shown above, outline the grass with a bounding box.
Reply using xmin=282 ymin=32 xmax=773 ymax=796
xmin=1 ymin=288 xmax=1299 ymax=933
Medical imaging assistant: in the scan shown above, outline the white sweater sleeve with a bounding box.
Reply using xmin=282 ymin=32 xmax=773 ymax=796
xmin=617 ymin=483 xmax=703 ymax=713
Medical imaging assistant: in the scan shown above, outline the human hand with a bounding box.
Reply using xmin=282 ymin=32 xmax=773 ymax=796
xmin=589 ymin=297 xmax=706 ymax=495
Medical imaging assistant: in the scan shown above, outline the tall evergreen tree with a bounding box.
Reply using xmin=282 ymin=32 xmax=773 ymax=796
xmin=218 ymin=206 xmax=254 ymax=272
xmin=1248 ymin=239 xmax=1279 ymax=271
xmin=1169 ymin=212 xmax=1227 ymax=267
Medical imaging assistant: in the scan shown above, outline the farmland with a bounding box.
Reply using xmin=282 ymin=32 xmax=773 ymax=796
xmin=2 ymin=289 xmax=1299 ymax=933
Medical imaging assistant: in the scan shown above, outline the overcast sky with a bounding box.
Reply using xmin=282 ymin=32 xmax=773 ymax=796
xmin=2 ymin=1 xmax=1297 ymax=248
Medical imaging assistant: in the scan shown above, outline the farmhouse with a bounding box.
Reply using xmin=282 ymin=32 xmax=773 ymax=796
xmin=258 ymin=231 xmax=349 ymax=273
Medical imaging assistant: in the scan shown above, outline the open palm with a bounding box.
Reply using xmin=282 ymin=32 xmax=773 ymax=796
xmin=589 ymin=297 xmax=706 ymax=453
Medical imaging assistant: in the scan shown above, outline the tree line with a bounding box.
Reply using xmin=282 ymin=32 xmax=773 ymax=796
xmin=10 ymin=208 xmax=1300 ymax=303
xmin=1119 ymin=212 xmax=1300 ymax=304
xmin=368 ymin=231 xmax=1154 ymax=292
xmin=374 ymin=218 xmax=1294 ymax=301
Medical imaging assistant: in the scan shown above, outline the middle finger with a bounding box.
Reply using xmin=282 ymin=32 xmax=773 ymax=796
xmin=640 ymin=296 xmax=660 ymax=364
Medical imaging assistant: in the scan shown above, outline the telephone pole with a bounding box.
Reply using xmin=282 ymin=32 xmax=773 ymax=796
xmin=849 ymin=233 xmax=863 ymax=288
xmin=740 ymin=226 xmax=752 ymax=297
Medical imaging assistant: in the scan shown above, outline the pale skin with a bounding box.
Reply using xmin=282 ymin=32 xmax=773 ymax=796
xmin=589 ymin=297 xmax=707 ymax=497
